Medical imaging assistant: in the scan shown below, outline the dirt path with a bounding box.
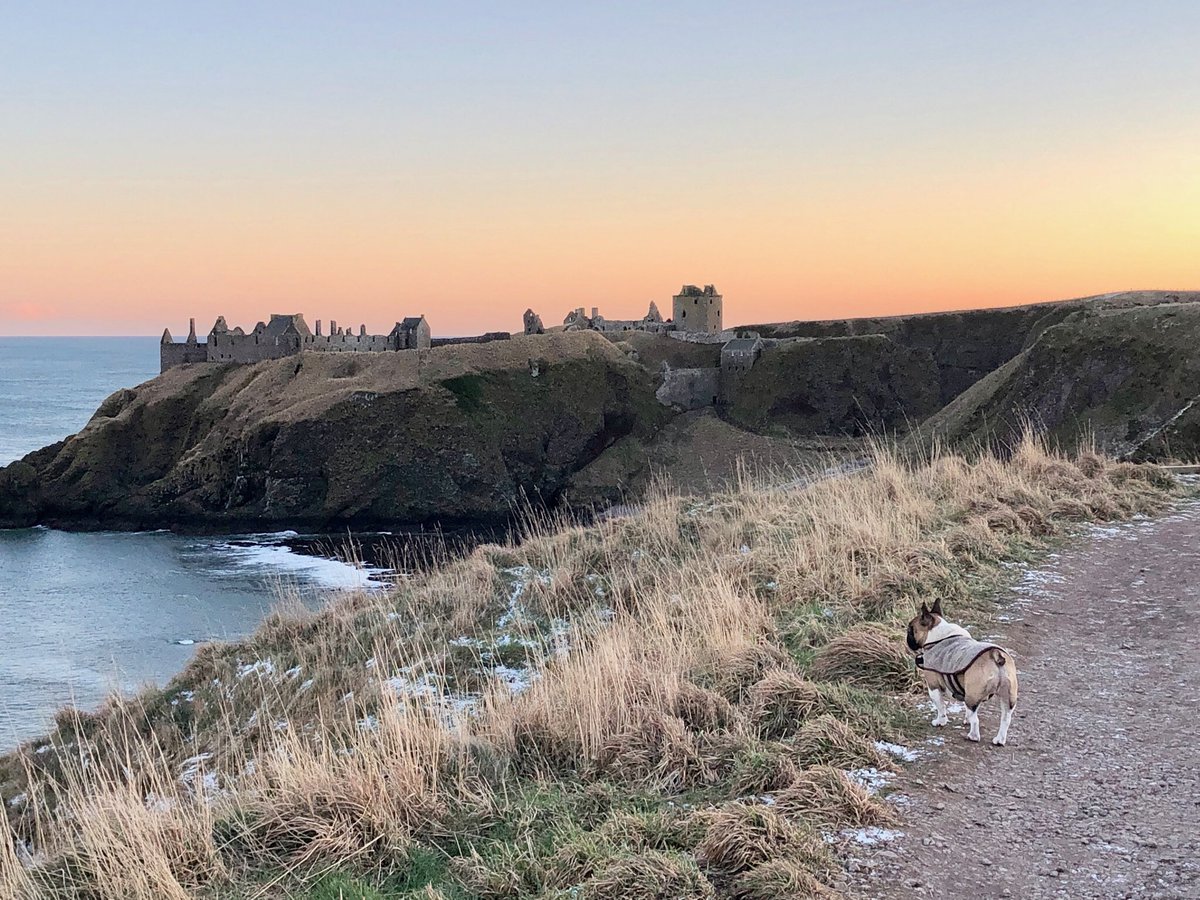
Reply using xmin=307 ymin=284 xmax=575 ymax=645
xmin=846 ymin=502 xmax=1200 ymax=900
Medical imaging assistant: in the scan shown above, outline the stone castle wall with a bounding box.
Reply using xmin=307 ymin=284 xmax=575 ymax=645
xmin=160 ymin=341 xmax=208 ymax=370
xmin=208 ymin=330 xmax=304 ymax=364
xmin=306 ymin=333 xmax=395 ymax=353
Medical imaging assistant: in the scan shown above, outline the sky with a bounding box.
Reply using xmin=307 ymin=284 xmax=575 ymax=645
xmin=1 ymin=1 xmax=1198 ymax=337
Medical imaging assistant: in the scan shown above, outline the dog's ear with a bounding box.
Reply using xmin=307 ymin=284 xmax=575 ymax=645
xmin=931 ymin=598 xmax=943 ymax=616
xmin=919 ymin=601 xmax=929 ymax=615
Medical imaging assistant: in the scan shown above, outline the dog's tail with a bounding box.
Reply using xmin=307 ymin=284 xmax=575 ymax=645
xmin=993 ymin=647 xmax=1018 ymax=709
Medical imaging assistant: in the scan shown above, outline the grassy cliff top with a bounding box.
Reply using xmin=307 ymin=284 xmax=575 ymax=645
xmin=105 ymin=331 xmax=631 ymax=430
xmin=738 ymin=290 xmax=1200 ymax=333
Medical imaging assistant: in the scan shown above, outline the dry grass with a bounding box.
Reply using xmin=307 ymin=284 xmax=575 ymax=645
xmin=809 ymin=625 xmax=918 ymax=692
xmin=695 ymin=804 xmax=831 ymax=876
xmin=0 ymin=434 xmax=1184 ymax=898
xmin=733 ymin=858 xmax=842 ymax=899
xmin=773 ymin=766 xmax=897 ymax=829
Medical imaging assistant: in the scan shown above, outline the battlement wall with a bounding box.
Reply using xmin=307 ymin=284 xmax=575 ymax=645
xmin=305 ymin=333 xmax=395 ymax=353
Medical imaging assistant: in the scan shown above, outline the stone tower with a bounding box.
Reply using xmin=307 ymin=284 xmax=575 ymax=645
xmin=672 ymin=284 xmax=723 ymax=334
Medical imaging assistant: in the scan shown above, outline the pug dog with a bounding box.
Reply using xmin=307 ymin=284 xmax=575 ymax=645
xmin=906 ymin=599 xmax=1018 ymax=745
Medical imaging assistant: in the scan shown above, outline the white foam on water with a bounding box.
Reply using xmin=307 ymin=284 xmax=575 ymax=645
xmin=209 ymin=537 xmax=388 ymax=591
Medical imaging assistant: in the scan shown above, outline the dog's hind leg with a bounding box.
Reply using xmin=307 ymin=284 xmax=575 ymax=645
xmin=964 ymin=703 xmax=981 ymax=742
xmin=993 ymin=668 xmax=1016 ymax=746
xmin=994 ymin=701 xmax=1014 ymax=746
xmin=928 ymin=687 xmax=948 ymax=726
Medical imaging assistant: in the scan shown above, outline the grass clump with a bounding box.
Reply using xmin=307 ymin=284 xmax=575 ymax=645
xmin=809 ymin=624 xmax=918 ymax=692
xmin=744 ymin=670 xmax=822 ymax=739
xmin=733 ymin=859 xmax=840 ymax=899
xmin=580 ymin=849 xmax=715 ymax=900
xmin=790 ymin=715 xmax=891 ymax=769
xmin=695 ymin=803 xmax=831 ymax=876
xmin=773 ymin=766 xmax=896 ymax=829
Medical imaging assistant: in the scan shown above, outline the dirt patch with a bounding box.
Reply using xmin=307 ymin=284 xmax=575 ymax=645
xmin=846 ymin=501 xmax=1200 ymax=899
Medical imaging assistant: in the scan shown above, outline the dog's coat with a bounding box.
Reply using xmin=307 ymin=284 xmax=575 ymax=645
xmin=906 ymin=601 xmax=1018 ymax=745
xmin=917 ymin=634 xmax=1001 ymax=677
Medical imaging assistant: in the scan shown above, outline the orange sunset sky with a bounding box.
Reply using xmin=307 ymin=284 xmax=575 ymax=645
xmin=2 ymin=3 xmax=1198 ymax=337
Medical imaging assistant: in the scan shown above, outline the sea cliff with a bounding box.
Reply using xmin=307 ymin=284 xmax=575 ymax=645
xmin=0 ymin=332 xmax=667 ymax=531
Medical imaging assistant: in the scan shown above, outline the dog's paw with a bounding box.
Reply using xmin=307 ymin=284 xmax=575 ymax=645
xmin=931 ymin=717 xmax=948 ymax=727
xmin=963 ymin=732 xmax=980 ymax=743
xmin=992 ymin=736 xmax=1006 ymax=746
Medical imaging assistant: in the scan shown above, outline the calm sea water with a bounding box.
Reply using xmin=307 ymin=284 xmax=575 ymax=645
xmin=0 ymin=338 xmax=381 ymax=748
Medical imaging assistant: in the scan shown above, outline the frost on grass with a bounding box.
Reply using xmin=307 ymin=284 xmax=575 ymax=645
xmin=178 ymin=753 xmax=223 ymax=801
xmin=236 ymin=658 xmax=276 ymax=680
xmin=846 ymin=767 xmax=894 ymax=795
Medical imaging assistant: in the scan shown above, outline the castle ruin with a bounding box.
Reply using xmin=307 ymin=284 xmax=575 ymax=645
xmin=672 ymin=284 xmax=722 ymax=334
xmin=559 ymin=286 xmax=723 ymax=336
xmin=161 ymin=313 xmax=431 ymax=373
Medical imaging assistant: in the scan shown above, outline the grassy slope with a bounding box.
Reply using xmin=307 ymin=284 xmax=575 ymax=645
xmin=0 ymin=440 xmax=1183 ymax=899
xmin=920 ymin=304 xmax=1200 ymax=458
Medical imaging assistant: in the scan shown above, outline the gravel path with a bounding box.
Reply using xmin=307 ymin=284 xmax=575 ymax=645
xmin=846 ymin=503 xmax=1200 ymax=900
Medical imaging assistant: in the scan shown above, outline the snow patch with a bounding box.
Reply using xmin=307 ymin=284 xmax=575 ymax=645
xmin=873 ymin=740 xmax=920 ymax=762
xmin=237 ymin=658 xmax=276 ymax=679
xmin=846 ymin=767 xmax=893 ymax=795
xmin=835 ymin=826 xmax=906 ymax=846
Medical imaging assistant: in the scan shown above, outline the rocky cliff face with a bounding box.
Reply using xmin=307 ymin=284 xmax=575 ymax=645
xmin=922 ymin=303 xmax=1200 ymax=458
xmin=723 ymin=335 xmax=941 ymax=435
xmin=0 ymin=333 xmax=667 ymax=531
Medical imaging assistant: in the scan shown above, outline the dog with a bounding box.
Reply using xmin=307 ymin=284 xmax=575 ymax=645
xmin=905 ymin=598 xmax=1018 ymax=745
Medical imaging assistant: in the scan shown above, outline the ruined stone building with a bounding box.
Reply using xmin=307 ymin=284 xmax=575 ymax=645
xmin=553 ymin=285 xmax=724 ymax=337
xmin=161 ymin=313 xmax=431 ymax=373
xmin=562 ymin=300 xmax=673 ymax=334
xmin=672 ymin=284 xmax=723 ymax=334
xmin=720 ymin=337 xmax=764 ymax=375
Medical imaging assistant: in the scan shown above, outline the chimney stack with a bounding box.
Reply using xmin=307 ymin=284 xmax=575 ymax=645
xmin=315 ymin=319 xmax=322 ymax=336
xmin=187 ymin=318 xmax=197 ymax=344
xmin=591 ymin=307 xmax=598 ymax=319
xmin=331 ymin=320 xmax=338 ymax=336
xmin=360 ymin=324 xmax=367 ymax=336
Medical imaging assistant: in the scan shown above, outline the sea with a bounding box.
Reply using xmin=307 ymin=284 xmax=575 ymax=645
xmin=0 ymin=337 xmax=385 ymax=749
